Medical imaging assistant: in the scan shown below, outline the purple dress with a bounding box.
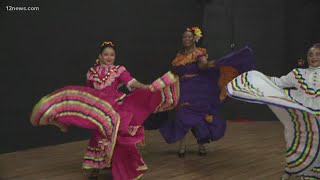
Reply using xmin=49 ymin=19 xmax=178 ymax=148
xmin=147 ymin=47 xmax=255 ymax=144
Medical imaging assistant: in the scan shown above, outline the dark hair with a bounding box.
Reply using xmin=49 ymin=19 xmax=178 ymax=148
xmin=307 ymin=42 xmax=320 ymax=55
xmin=99 ymin=41 xmax=116 ymax=54
xmin=183 ymin=28 xmax=195 ymax=37
xmin=297 ymin=42 xmax=320 ymax=68
xmin=310 ymin=42 xmax=320 ymax=49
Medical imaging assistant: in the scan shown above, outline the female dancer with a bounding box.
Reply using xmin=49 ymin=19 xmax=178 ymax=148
xmin=30 ymin=41 xmax=179 ymax=180
xmin=145 ymin=27 xmax=255 ymax=157
xmin=227 ymin=43 xmax=320 ymax=180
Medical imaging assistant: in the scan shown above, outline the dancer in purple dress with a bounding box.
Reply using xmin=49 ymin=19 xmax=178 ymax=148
xmin=145 ymin=27 xmax=256 ymax=157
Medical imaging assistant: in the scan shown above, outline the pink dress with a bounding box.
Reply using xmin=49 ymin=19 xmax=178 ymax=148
xmin=30 ymin=64 xmax=179 ymax=180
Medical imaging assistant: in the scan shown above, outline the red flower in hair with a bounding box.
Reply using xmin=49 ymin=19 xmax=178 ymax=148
xmin=297 ymin=58 xmax=305 ymax=67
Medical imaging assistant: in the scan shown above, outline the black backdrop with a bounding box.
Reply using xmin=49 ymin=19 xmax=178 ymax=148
xmin=0 ymin=0 xmax=203 ymax=153
xmin=0 ymin=0 xmax=319 ymax=153
xmin=203 ymin=0 xmax=320 ymax=121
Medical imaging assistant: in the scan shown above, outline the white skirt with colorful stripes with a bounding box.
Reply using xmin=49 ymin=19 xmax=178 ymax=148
xmin=226 ymin=70 xmax=320 ymax=179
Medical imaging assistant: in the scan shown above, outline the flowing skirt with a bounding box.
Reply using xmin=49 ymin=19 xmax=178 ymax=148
xmin=227 ymin=70 xmax=320 ymax=179
xmin=145 ymin=46 xmax=256 ymax=144
xmin=30 ymin=71 xmax=179 ymax=180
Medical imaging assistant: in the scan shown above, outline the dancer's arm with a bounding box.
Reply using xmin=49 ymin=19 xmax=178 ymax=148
xmin=119 ymin=69 xmax=149 ymax=91
xmin=269 ymin=71 xmax=296 ymax=88
xmin=86 ymin=80 xmax=94 ymax=88
xmin=128 ymin=79 xmax=150 ymax=89
xmin=86 ymin=69 xmax=94 ymax=88
xmin=198 ymin=55 xmax=215 ymax=70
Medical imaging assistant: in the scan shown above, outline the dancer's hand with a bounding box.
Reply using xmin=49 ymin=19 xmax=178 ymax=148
xmin=143 ymin=84 xmax=150 ymax=89
xmin=131 ymin=80 xmax=150 ymax=90
xmin=207 ymin=60 xmax=216 ymax=68
xmin=198 ymin=58 xmax=216 ymax=69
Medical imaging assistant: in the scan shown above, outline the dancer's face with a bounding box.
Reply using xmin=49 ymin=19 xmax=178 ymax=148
xmin=100 ymin=47 xmax=115 ymax=66
xmin=307 ymin=47 xmax=320 ymax=68
xmin=182 ymin=31 xmax=195 ymax=48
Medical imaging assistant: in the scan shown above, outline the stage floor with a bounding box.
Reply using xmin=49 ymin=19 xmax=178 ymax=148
xmin=0 ymin=121 xmax=301 ymax=180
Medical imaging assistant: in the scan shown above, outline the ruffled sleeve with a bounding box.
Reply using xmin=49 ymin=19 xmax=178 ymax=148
xmin=195 ymin=48 xmax=208 ymax=61
xmin=172 ymin=47 xmax=208 ymax=66
xmin=118 ymin=66 xmax=137 ymax=91
xmin=270 ymin=69 xmax=297 ymax=89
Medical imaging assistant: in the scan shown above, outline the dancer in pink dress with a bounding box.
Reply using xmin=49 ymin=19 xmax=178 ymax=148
xmin=30 ymin=41 xmax=179 ymax=180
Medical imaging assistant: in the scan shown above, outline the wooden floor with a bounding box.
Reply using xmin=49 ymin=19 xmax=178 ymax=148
xmin=0 ymin=121 xmax=301 ymax=180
